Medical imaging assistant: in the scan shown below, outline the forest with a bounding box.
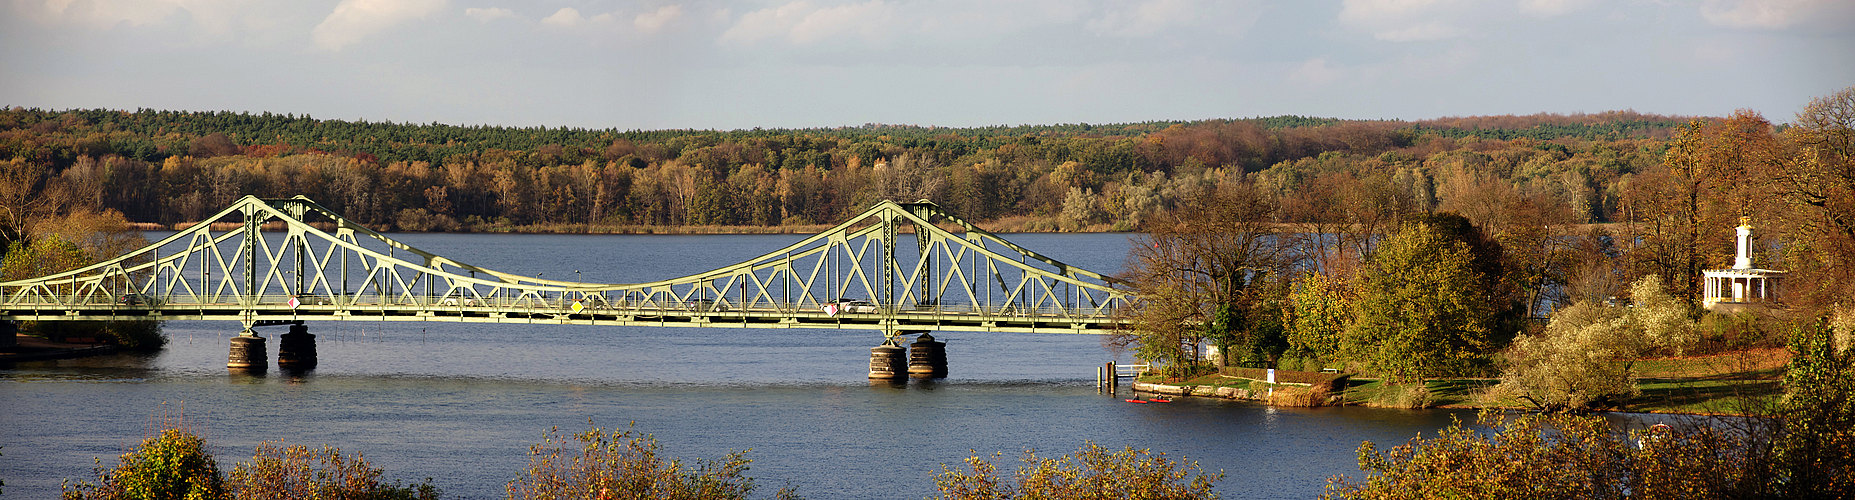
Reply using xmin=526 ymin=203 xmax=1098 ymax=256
xmin=0 ymin=106 xmax=1691 ymax=235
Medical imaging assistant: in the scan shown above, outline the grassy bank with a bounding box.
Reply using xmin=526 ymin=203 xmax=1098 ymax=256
xmin=1143 ymin=348 xmax=1790 ymax=416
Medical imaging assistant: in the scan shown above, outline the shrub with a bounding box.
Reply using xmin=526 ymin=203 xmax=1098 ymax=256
xmin=1493 ymin=275 xmax=1693 ymax=410
xmin=227 ymin=442 xmax=438 ymax=500
xmin=1380 ymin=383 xmax=1431 ymax=409
xmin=506 ymin=422 xmax=786 ymax=500
xmin=1322 ymin=410 xmax=1757 ymax=500
xmin=62 ymin=427 xmax=225 ymax=500
xmin=1329 ymin=319 xmax=1855 ymax=499
xmin=100 ymin=320 xmax=167 ymax=352
xmin=933 ymin=442 xmax=1222 ymax=500
xmin=1268 ymin=384 xmax=1331 ymax=407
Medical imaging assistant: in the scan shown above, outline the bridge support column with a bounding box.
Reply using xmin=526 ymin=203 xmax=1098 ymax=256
xmin=227 ymin=332 xmax=267 ymax=373
xmin=868 ymin=339 xmax=907 ymax=380
xmin=277 ymin=324 xmax=317 ymax=373
xmin=908 ymin=332 xmax=946 ymax=378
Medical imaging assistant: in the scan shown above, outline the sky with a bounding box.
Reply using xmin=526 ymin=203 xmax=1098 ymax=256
xmin=2 ymin=0 xmax=1851 ymax=131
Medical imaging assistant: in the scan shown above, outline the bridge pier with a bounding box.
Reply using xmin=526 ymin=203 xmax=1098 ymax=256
xmin=226 ymin=331 xmax=267 ymax=373
xmin=868 ymin=339 xmax=907 ymax=380
xmin=277 ymin=324 xmax=317 ymax=373
xmin=908 ymin=332 xmax=946 ymax=378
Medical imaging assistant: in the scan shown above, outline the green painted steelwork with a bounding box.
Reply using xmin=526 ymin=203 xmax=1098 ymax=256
xmin=0 ymin=196 xmax=1132 ymax=335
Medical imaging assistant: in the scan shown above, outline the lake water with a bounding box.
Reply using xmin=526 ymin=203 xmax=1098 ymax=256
xmin=4 ymin=232 xmax=1484 ymax=499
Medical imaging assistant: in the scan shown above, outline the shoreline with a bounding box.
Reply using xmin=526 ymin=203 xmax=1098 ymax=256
xmin=1133 ymin=377 xmax=1778 ymax=418
xmin=0 ymin=334 xmax=120 ymax=363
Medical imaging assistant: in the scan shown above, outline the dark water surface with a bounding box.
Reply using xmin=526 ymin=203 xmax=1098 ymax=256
xmin=5 ymin=232 xmax=1476 ymax=499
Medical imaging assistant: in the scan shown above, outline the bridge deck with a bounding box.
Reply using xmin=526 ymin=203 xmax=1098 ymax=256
xmin=0 ymin=301 xmax=1120 ymax=334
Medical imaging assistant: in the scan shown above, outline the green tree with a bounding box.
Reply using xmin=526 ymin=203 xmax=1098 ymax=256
xmin=933 ymin=442 xmax=1222 ymax=500
xmin=1770 ymin=320 xmax=1855 ymax=495
xmin=1340 ymin=214 xmax=1507 ymax=382
xmin=1283 ymin=271 xmax=1353 ymax=366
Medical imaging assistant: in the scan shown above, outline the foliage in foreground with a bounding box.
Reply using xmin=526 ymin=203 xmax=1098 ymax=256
xmin=507 ymin=422 xmax=789 ymax=500
xmin=933 ymin=442 xmax=1223 ymax=500
xmin=1327 ymin=320 xmax=1855 ymax=499
xmin=62 ymin=425 xmax=438 ymax=500
xmin=1321 ymin=410 xmax=1758 ymax=500
xmin=227 ymin=442 xmax=439 ymax=500
xmin=62 ymin=427 xmax=226 ymax=500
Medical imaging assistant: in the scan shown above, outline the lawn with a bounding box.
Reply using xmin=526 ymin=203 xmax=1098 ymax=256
xmin=1137 ymin=348 xmax=1791 ymax=415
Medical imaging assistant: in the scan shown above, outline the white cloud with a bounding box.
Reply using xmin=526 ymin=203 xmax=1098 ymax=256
xmin=1697 ymin=0 xmax=1855 ymax=30
xmin=1517 ymin=0 xmax=1593 ymax=17
xmin=463 ymin=6 xmax=515 ymax=23
xmin=1338 ymin=0 xmax=1474 ymax=41
xmin=540 ymin=7 xmax=584 ymax=27
xmin=312 ymin=0 xmax=447 ymax=51
xmin=631 ymin=5 xmax=682 ymax=33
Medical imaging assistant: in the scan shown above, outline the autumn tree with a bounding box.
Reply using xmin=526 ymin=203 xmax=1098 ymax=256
xmin=1118 ymin=181 xmax=1296 ymax=374
xmin=1282 ymin=271 xmax=1353 ymax=368
xmin=1774 ymin=86 xmax=1855 ymax=309
xmin=1627 ymin=112 xmax=1785 ymax=300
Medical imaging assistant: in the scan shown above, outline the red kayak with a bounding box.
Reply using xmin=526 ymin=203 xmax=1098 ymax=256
xmin=1124 ymin=399 xmax=1148 ymax=403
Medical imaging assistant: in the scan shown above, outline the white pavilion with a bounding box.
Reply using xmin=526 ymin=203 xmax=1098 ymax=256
xmin=1701 ymin=218 xmax=1785 ymax=312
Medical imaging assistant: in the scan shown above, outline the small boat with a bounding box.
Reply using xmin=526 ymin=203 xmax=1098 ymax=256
xmin=1124 ymin=399 xmax=1148 ymax=403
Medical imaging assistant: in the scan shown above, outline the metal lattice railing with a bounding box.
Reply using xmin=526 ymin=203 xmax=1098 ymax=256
xmin=0 ymin=196 xmax=1131 ymax=334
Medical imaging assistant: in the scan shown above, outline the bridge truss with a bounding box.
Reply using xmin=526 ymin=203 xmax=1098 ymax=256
xmin=0 ymin=196 xmax=1131 ymax=335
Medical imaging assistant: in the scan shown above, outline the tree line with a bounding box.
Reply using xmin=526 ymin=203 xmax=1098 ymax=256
xmin=1 ymin=106 xmax=1694 ymax=242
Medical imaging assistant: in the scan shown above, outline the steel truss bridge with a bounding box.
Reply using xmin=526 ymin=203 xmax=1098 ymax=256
xmin=0 ymin=196 xmax=1131 ymax=336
